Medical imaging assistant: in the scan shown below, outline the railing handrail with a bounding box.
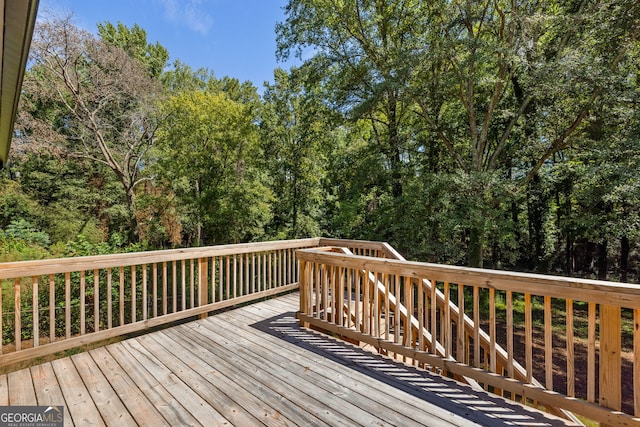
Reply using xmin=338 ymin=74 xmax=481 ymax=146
xmin=0 ymin=238 xmax=321 ymax=280
xmin=297 ymin=248 xmax=640 ymax=308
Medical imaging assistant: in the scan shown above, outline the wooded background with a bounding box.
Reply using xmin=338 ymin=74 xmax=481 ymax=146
xmin=3 ymin=0 xmax=640 ymax=283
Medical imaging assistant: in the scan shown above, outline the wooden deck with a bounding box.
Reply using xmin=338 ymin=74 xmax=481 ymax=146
xmin=0 ymin=293 xmax=578 ymax=426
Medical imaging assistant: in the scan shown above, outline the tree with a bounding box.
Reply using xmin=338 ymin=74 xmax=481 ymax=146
xmin=278 ymin=0 xmax=640 ymax=268
xmin=277 ymin=0 xmax=419 ymax=203
xmin=261 ymin=67 xmax=334 ymax=238
xmin=21 ymin=15 xmax=164 ymax=243
xmin=97 ymin=21 xmax=169 ymax=79
xmin=156 ymin=90 xmax=272 ymax=245
xmin=409 ymin=0 xmax=640 ymax=267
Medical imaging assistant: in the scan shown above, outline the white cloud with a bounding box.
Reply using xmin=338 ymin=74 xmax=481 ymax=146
xmin=158 ymin=0 xmax=213 ymax=35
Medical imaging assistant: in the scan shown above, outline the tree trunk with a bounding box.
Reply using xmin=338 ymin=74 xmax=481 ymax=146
xmin=125 ymin=186 xmax=139 ymax=244
xmin=387 ymin=101 xmax=403 ymax=200
xmin=469 ymin=225 xmax=485 ymax=268
xmin=566 ymin=233 xmax=574 ymax=277
xmin=526 ymin=172 xmax=547 ymax=271
xmin=597 ymin=239 xmax=608 ymax=280
xmin=564 ymin=179 xmax=573 ymax=276
xmin=195 ymin=180 xmax=202 ymax=246
xmin=620 ymin=235 xmax=629 ymax=283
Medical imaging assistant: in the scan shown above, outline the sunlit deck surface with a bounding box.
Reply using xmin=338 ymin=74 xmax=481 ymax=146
xmin=1 ymin=293 xmax=577 ymax=426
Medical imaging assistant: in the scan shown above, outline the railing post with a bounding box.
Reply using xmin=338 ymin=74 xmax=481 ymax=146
xmin=198 ymin=257 xmax=209 ymax=319
xmin=299 ymin=259 xmax=310 ymax=328
xmin=599 ymin=304 xmax=621 ymax=419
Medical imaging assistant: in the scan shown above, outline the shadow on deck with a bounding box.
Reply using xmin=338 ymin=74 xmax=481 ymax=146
xmin=2 ymin=293 xmax=576 ymax=426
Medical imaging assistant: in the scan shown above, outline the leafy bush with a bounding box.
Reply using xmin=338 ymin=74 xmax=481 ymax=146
xmin=4 ymin=219 xmax=50 ymax=247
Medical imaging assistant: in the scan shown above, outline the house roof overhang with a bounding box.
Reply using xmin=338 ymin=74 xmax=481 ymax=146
xmin=0 ymin=0 xmax=39 ymax=168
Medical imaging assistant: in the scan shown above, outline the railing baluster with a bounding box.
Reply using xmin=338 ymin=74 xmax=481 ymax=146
xmin=14 ymin=278 xmax=20 ymax=351
xmin=444 ymin=282 xmax=451 ymax=358
xmin=544 ymin=295 xmax=553 ymax=390
xmin=80 ymin=271 xmax=86 ymax=334
xmin=402 ymin=276 xmax=409 ymax=350
xmin=94 ymin=269 xmax=100 ymax=331
xmin=251 ymin=253 xmax=256 ymax=294
xmin=289 ymin=248 xmax=293 ymax=285
xmin=506 ymin=291 xmax=514 ymax=380
xmin=599 ymin=304 xmax=621 ymax=411
xmin=566 ymin=299 xmax=574 ymax=397
xmin=373 ymin=272 xmax=379 ymax=336
xmin=119 ymin=267 xmax=125 ymax=326
xmin=338 ymin=267 xmax=344 ymax=327
xmin=489 ymin=288 xmax=496 ymax=374
xmin=315 ymin=263 xmax=321 ymax=319
xmin=259 ymin=252 xmax=264 ymax=292
xmin=162 ymin=262 xmax=167 ymax=315
xmin=107 ymin=268 xmax=112 ymax=328
xmin=152 ymin=263 xmax=158 ymax=318
xmin=431 ymin=279 xmax=437 ymax=356
xmin=131 ymin=266 xmax=136 ymax=323
xmin=394 ymin=275 xmax=400 ymax=349
xmin=363 ymin=270 xmax=370 ymax=334
xmin=386 ymin=273 xmax=392 ymax=343
xmin=409 ymin=277 xmax=416 ymax=364
xmin=418 ymin=277 xmax=424 ymax=352
xmin=49 ymin=274 xmax=55 ymax=343
xmin=587 ymin=302 xmax=596 ymax=403
xmin=32 ymin=276 xmax=38 ymax=347
xmin=234 ymin=255 xmax=239 ymax=298
xmin=218 ymin=257 xmax=223 ymax=302
xmin=258 ymin=252 xmax=263 ymax=293
xmin=283 ymin=250 xmax=287 ymax=286
xmin=354 ymin=269 xmax=360 ymax=328
xmin=191 ymin=259 xmax=196 ymax=307
xmin=238 ymin=254 xmax=243 ymax=297
xmin=198 ymin=258 xmax=208 ymax=318
xmin=440 ymin=305 xmax=445 ymax=352
xmin=474 ymin=286 xmax=480 ymax=368
xmin=211 ymin=257 xmax=216 ymax=304
xmin=142 ymin=264 xmax=147 ymax=321
xmin=180 ymin=259 xmax=187 ymax=311
xmin=268 ymin=252 xmax=272 ymax=291
xmin=224 ymin=255 xmax=231 ymax=300
xmin=65 ymin=273 xmax=71 ymax=339
xmin=280 ymin=249 xmax=283 ymax=287
xmin=345 ymin=268 xmax=351 ymax=328
xmin=525 ymin=293 xmax=532 ymax=383
xmin=172 ymin=261 xmax=177 ymax=313
xmin=457 ymin=284 xmax=464 ymax=364
xmin=323 ymin=265 xmax=330 ymax=322
xmin=245 ymin=253 xmax=249 ymax=294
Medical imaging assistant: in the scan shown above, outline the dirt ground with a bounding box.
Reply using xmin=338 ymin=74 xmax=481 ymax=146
xmin=489 ymin=318 xmax=635 ymax=415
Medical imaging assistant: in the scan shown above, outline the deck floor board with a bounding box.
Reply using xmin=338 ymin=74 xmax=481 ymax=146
xmin=4 ymin=292 xmax=576 ymax=426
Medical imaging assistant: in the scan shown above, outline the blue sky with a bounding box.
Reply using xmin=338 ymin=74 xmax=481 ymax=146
xmin=38 ymin=0 xmax=297 ymax=92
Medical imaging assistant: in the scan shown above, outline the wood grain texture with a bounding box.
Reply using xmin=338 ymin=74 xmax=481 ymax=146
xmin=0 ymin=293 xmax=586 ymax=427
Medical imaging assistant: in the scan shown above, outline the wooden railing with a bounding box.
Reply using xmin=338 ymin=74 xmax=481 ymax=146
xmin=297 ymin=244 xmax=640 ymax=426
xmin=0 ymin=238 xmax=320 ymax=367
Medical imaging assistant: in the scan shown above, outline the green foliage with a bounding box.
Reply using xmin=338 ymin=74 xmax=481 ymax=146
xmin=156 ymin=88 xmax=272 ymax=245
xmin=3 ymin=219 xmax=50 ymax=247
xmin=97 ymin=21 xmax=169 ymax=79
xmin=4 ymin=7 xmax=639 ymax=282
xmin=261 ymin=67 xmax=335 ymax=238
xmin=0 ymin=177 xmax=43 ymax=229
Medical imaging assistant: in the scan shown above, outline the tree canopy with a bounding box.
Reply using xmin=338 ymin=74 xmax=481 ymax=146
xmin=4 ymin=6 xmax=640 ymax=283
